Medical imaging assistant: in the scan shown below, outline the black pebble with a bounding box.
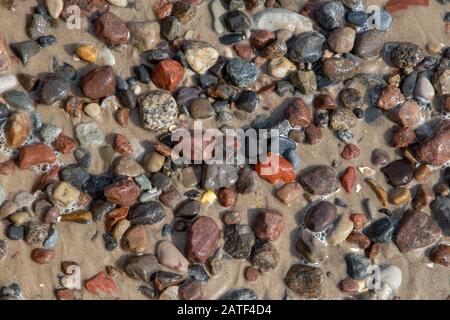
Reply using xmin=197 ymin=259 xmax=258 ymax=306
xmin=219 ymin=33 xmax=244 ymax=45
xmin=134 ymin=65 xmax=151 ymax=84
xmin=189 ymin=264 xmax=210 ymax=283
xmin=7 ymin=225 xmax=25 ymax=240
xmin=38 ymin=35 xmax=56 ymax=48
xmin=103 ymin=232 xmax=118 ymax=251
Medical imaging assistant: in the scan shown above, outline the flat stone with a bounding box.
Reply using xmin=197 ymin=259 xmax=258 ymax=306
xmin=284 ymin=264 xmax=323 ymax=298
xmin=299 ymin=165 xmax=339 ymax=195
xmin=252 ymin=8 xmax=313 ymax=34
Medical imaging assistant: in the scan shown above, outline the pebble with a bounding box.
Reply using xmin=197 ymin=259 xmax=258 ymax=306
xmin=95 ymin=12 xmax=129 ymax=46
xmin=353 ymin=30 xmax=385 ymax=59
xmin=218 ymin=188 xmax=236 ymax=207
xmin=221 ymin=288 xmax=258 ymax=300
xmin=172 ymin=1 xmax=196 ymax=24
xmin=328 ymin=216 xmax=354 ymax=245
xmin=76 ymin=45 xmax=98 ymax=63
xmin=304 ymin=201 xmax=337 ymax=232
xmin=202 ymin=164 xmax=238 ymax=190
xmin=236 ymin=90 xmax=259 ymax=113
xmin=43 ymin=226 xmax=58 ymax=249
xmin=18 ymin=143 xmax=56 ymax=169
xmin=268 ymin=57 xmax=296 ymax=79
xmin=345 ymin=254 xmax=371 ymax=280
xmin=414 ymin=75 xmax=435 ymax=103
xmin=116 ymin=108 xmax=129 ymax=127
xmin=390 ymin=43 xmax=425 ymax=69
xmin=114 ymin=157 xmax=144 ymax=177
xmin=288 ymin=32 xmax=326 ymax=64
xmin=184 ymin=40 xmax=219 ymax=74
xmin=104 ymin=179 xmax=140 ymax=207
xmin=253 ymin=209 xmax=284 ymax=241
xmin=9 ymin=211 xmax=30 ymax=225
xmin=328 ymin=27 xmax=356 ymax=54
xmin=431 ymin=196 xmax=450 ymax=236
xmin=299 ymin=165 xmax=339 ymax=195
xmin=275 ymin=182 xmax=301 ymax=205
xmin=4 ymin=90 xmax=34 ymax=111
xmin=38 ymin=35 xmax=56 ymax=48
xmin=377 ymin=84 xmax=405 ymax=110
xmin=0 ymin=201 xmax=17 ymax=219
xmin=251 ymin=241 xmax=279 ymax=271
xmin=412 ymin=184 xmax=433 ymax=211
xmin=190 ymin=98 xmax=215 ymax=119
xmin=236 ymin=166 xmax=259 ymax=194
xmin=74 ymin=148 xmax=92 ymax=168
xmin=128 ymin=20 xmax=160 ymax=51
xmin=45 ymin=0 xmax=63 ymax=19
xmin=340 ymin=166 xmax=356 ymax=192
xmin=85 ymin=272 xmax=117 ymax=295
xmin=284 ymin=264 xmax=323 ymax=299
xmin=121 ymin=225 xmax=148 ymax=254
xmin=430 ymin=245 xmax=450 ymax=267
xmin=380 ymin=265 xmax=402 ymax=290
xmin=75 ymin=121 xmax=104 ymax=146
xmin=31 ymin=248 xmax=55 ymax=264
xmin=389 ymin=187 xmax=412 ymax=205
xmin=152 ymin=59 xmax=184 ymax=92
xmin=395 ymin=210 xmax=441 ymax=253
xmin=346 ymin=10 xmax=367 ymax=27
xmin=433 ymin=69 xmax=450 ymax=96
xmin=381 ymin=159 xmax=414 ymax=187
xmin=27 ymin=14 xmax=49 ymax=40
xmin=219 ymin=33 xmax=244 ymax=45
xmin=252 ymin=8 xmax=313 ymax=34
xmin=263 ymin=39 xmax=287 ymax=59
xmin=224 ymin=10 xmax=251 ymax=32
xmin=210 ymin=0 xmax=227 ymax=34
xmin=11 ymin=41 xmax=41 ymax=65
xmin=81 ymin=66 xmax=116 ymax=99
xmin=5 ymin=112 xmax=31 ymax=148
xmin=250 ymin=30 xmax=275 ymax=50
xmin=290 ymin=70 xmax=316 ymax=95
xmin=139 ymin=90 xmax=178 ymax=132
xmin=316 ymin=1 xmax=345 ymax=30
xmin=175 ymin=199 xmax=200 ymax=218
xmin=416 ymin=120 xmax=450 ymax=166
xmin=98 ymin=47 xmax=116 ymax=66
xmin=223 ymin=224 xmax=255 ymax=259
xmin=371 ymin=148 xmax=390 ymax=166
xmin=390 ymin=100 xmax=421 ymax=128
xmin=156 ymin=240 xmax=189 ymax=273
xmin=40 ymin=73 xmax=71 ymax=105
xmin=0 ymin=75 xmax=18 ymax=95
xmin=186 ymin=216 xmax=220 ymax=263
xmin=341 ymin=143 xmax=360 ymax=160
xmin=7 ymin=225 xmax=25 ymax=240
xmin=226 ymin=58 xmax=259 ymax=88
xmin=322 ymin=57 xmax=356 ymax=81
xmin=128 ymin=201 xmax=165 ymax=225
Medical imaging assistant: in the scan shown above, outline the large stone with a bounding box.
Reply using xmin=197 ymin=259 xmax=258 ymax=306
xmin=139 ymin=90 xmax=178 ymax=132
xmin=299 ymin=165 xmax=339 ymax=195
xmin=128 ymin=201 xmax=166 ymax=225
xmin=416 ymin=120 xmax=450 ymax=166
xmin=252 ymin=8 xmax=313 ymax=34
xmin=81 ymin=66 xmax=116 ymax=100
xmin=304 ymin=201 xmax=337 ymax=232
xmin=184 ymin=41 xmax=219 ymax=75
xmin=122 ymin=254 xmax=159 ymax=282
xmin=186 ymin=216 xmax=220 ymax=264
xmin=284 ymin=264 xmax=323 ymax=298
xmin=95 ymin=12 xmax=129 ymax=46
xmin=223 ymin=224 xmax=255 ymax=259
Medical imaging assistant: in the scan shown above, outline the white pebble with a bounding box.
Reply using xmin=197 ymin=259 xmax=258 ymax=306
xmin=380 ymin=265 xmax=402 ymax=290
xmin=45 ymin=0 xmax=64 ymax=19
xmin=98 ymin=47 xmax=116 ymax=66
xmin=107 ymin=0 xmax=128 ymax=8
xmin=0 ymin=75 xmax=18 ymax=94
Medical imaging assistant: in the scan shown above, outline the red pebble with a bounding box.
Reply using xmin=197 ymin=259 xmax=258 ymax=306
xmin=18 ymin=143 xmax=57 ymax=169
xmin=152 ymin=59 xmax=185 ymax=92
xmin=340 ymin=166 xmax=356 ymax=192
xmin=341 ymin=144 xmax=360 ymax=160
xmin=52 ymin=134 xmax=77 ymax=154
xmin=254 ymin=152 xmax=296 ymax=184
xmin=85 ymin=271 xmax=118 ymax=294
xmin=350 ymin=214 xmax=366 ymax=231
xmin=233 ymin=43 xmax=254 ymax=60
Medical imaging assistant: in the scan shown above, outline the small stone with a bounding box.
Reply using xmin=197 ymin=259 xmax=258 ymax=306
xmin=139 ymin=90 xmax=178 ymax=132
xmin=430 ymin=245 xmax=450 ymax=267
xmin=275 ymin=182 xmax=301 ymax=205
xmin=172 ymin=1 xmax=196 ymax=24
xmin=328 ymin=216 xmax=354 ymax=245
xmin=0 ymin=75 xmax=18 ymax=95
xmin=252 ymin=8 xmax=313 ymax=34
xmin=11 ymin=41 xmax=41 ymax=65
xmin=0 ymin=201 xmax=18 ymax=219
xmin=380 ymin=265 xmax=402 ymax=290
xmin=9 ymin=211 xmax=30 ymax=226
xmin=414 ymin=76 xmax=435 ymax=103
xmin=184 ymin=40 xmax=219 ymax=75
xmin=18 ymin=143 xmax=56 ymax=169
xmin=253 ymin=209 xmax=284 ymax=241
xmin=45 ymin=0 xmax=63 ymax=18
xmin=175 ymin=199 xmax=200 ymax=218
xmin=223 ymin=224 xmax=255 ymax=259
xmin=288 ymin=32 xmax=325 ymax=64
xmin=433 ymin=69 xmax=450 ymax=96
xmin=83 ymin=103 xmax=101 ymax=118
xmin=104 ymin=179 xmax=140 ymax=207
xmin=52 ymin=134 xmax=77 ymax=155
xmin=341 ymin=143 xmax=360 ymax=160
xmin=235 ymin=90 xmax=259 ymax=113
xmin=85 ymin=271 xmax=117 ymax=294
xmin=304 ymin=201 xmax=337 ymax=232
xmin=122 ymin=225 xmax=149 ymax=254
xmin=284 ymin=264 xmax=323 ymax=299
xmin=353 ymin=30 xmax=385 ymax=59
xmin=218 ymin=188 xmax=236 ymax=207
xmin=224 ymin=10 xmax=251 ymax=32
xmin=81 ymin=66 xmax=116 ymax=100
xmin=186 ymin=216 xmax=220 ymax=263
xmin=114 ymin=157 xmax=144 ymax=178
xmin=7 ymin=225 xmax=25 ymax=240
xmin=381 ymin=159 xmax=414 ymax=187
xmin=390 ymin=43 xmax=425 ymax=69
xmin=389 ymin=187 xmax=412 ymax=205
xmin=31 ymin=248 xmax=55 ymax=264
xmin=390 ymin=100 xmax=421 ymax=128
xmin=129 ymin=201 xmax=166 ymax=225
xmin=412 ymin=184 xmax=433 ymax=211
xmin=328 ymin=27 xmax=356 ymax=54
xmin=315 ymin=1 xmax=345 ymax=30
xmin=416 ymin=120 xmax=450 ymax=166
xmin=128 ymin=20 xmax=160 ymax=51
xmin=345 ymin=254 xmax=370 ymax=280
xmin=156 ymin=240 xmax=189 ymax=273
xmin=75 ymin=121 xmax=104 ymax=146
xmin=221 ymin=288 xmax=258 ymax=300
xmin=226 ymin=58 xmax=259 ymax=88
xmin=431 ymin=196 xmax=450 ymax=236
xmin=346 ymin=231 xmax=371 ymax=250
xmin=296 ymin=228 xmax=328 ymax=262
xmin=268 ymin=57 xmax=296 ymax=79
xmin=115 ymin=108 xmax=129 ymax=127
xmin=152 ymin=59 xmax=185 ymax=92
xmin=5 ymin=112 xmax=31 ymax=148
xmin=250 ymin=30 xmax=275 ymax=50
xmin=291 ymin=70 xmax=316 ymax=95
xmin=339 ymin=88 xmax=362 ymax=108
xmin=190 ymin=98 xmax=215 ymax=119
xmin=95 ymin=12 xmax=129 ymax=46
xmin=299 ymin=165 xmax=339 ymax=195
xmin=159 ymin=187 xmax=182 ymax=209
xmin=251 ymin=241 xmax=279 ymax=271
xmin=245 ymin=267 xmax=261 ymax=282
xmin=395 ymin=210 xmax=442 ymax=253
xmin=27 ymin=14 xmax=49 ymax=40
xmin=122 ymin=254 xmax=160 ymax=282
xmin=0 ymin=36 xmax=11 ymax=73
xmin=340 ymin=166 xmax=356 ymax=193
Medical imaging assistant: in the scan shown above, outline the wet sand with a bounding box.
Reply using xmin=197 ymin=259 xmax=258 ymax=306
xmin=0 ymin=0 xmax=449 ymax=300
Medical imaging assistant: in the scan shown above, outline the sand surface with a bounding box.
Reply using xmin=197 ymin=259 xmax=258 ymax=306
xmin=0 ymin=0 xmax=449 ymax=300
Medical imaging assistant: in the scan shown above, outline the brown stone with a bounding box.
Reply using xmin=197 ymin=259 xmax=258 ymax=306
xmin=340 ymin=166 xmax=356 ymax=193
xmin=377 ymin=85 xmax=405 ymax=110
xmin=443 ymin=95 xmax=450 ymax=112
xmin=18 ymin=143 xmax=56 ymax=169
xmin=390 ymin=100 xmax=421 ymax=128
xmin=0 ymin=159 xmax=16 ymax=176
xmin=414 ymin=164 xmax=430 ymax=182
xmin=81 ymin=66 xmax=116 ymax=100
xmin=152 ymin=0 xmax=173 ymax=20
xmin=116 ymin=108 xmax=130 ymax=127
xmin=286 ymin=98 xmax=311 ymax=128
xmin=346 ymin=231 xmax=371 ymax=249
xmin=105 ymin=207 xmax=129 ymax=231
xmin=304 ymin=123 xmax=322 ymax=144
xmin=218 ymin=188 xmax=236 ymax=207
xmin=395 ymin=210 xmax=442 ymax=253
xmin=95 ymin=12 xmax=129 ymax=46
xmin=304 ymin=201 xmax=337 ymax=232
xmin=152 ymin=59 xmax=185 ymax=92
xmin=233 ymin=43 xmax=254 ymax=60
xmin=104 ymin=179 xmax=140 ymax=207
xmin=416 ymin=120 xmax=450 ymax=166
xmin=350 ymin=214 xmax=366 ymax=231
xmin=250 ymin=30 xmax=275 ymax=49
xmin=31 ymin=248 xmax=56 ymax=264
xmin=159 ymin=187 xmax=182 ymax=208
xmin=114 ymin=134 xmax=133 ymax=156
xmin=430 ymin=244 xmax=450 ymax=267
xmin=0 ymin=34 xmax=11 ymax=72
xmin=391 ymin=126 xmax=417 ymax=148
xmin=33 ymin=165 xmax=60 ymax=192
xmin=412 ymin=184 xmax=433 ymax=211
xmin=44 ymin=207 xmax=60 ymax=223
xmin=122 ymin=225 xmax=149 ymax=254
xmin=389 ymin=187 xmax=412 ymax=205
xmin=245 ymin=267 xmax=261 ymax=281
xmin=253 ymin=209 xmax=284 ymax=241
xmin=65 ymin=96 xmax=84 ymax=117
xmin=154 ymin=143 xmax=172 ymax=158
xmin=275 ymin=182 xmax=301 ymax=204
xmin=284 ymin=264 xmax=323 ymax=299
xmin=61 ymin=0 xmax=109 ymax=20
xmin=52 ymin=134 xmax=77 ymax=154
xmin=313 ymin=94 xmax=337 ymax=110
xmin=223 ymin=211 xmax=242 ymax=225
xmin=338 ymin=277 xmax=360 ymax=294
xmin=186 ymin=216 xmax=220 ymax=264
xmin=178 ymin=280 xmax=203 ymax=300
xmin=5 ymin=112 xmax=31 ymax=148
xmin=341 ymin=143 xmax=360 ymax=160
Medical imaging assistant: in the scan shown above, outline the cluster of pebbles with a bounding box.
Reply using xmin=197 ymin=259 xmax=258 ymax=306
xmin=0 ymin=0 xmax=449 ymax=300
